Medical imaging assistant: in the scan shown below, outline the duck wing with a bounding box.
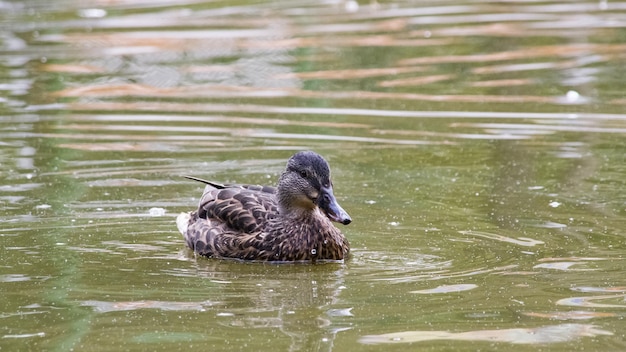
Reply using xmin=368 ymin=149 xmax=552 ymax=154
xmin=196 ymin=182 xmax=278 ymax=234
xmin=179 ymin=177 xmax=279 ymax=259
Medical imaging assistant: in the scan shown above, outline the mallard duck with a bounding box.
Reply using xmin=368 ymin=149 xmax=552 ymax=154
xmin=176 ymin=151 xmax=351 ymax=262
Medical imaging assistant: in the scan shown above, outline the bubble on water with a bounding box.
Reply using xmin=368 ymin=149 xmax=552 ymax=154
xmin=566 ymin=90 xmax=579 ymax=99
xmin=77 ymin=8 xmax=107 ymax=18
xmin=20 ymin=146 xmax=36 ymax=156
xmin=345 ymin=0 xmax=359 ymax=12
xmin=559 ymin=90 xmax=590 ymax=105
xmin=35 ymin=204 xmax=51 ymax=210
xmin=388 ymin=222 xmax=399 ymax=226
xmin=148 ymin=207 xmax=166 ymax=216
xmin=311 ymin=248 xmax=317 ymax=255
xmin=549 ymin=201 xmax=561 ymax=208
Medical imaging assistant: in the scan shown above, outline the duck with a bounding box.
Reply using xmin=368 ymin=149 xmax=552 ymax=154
xmin=176 ymin=151 xmax=352 ymax=263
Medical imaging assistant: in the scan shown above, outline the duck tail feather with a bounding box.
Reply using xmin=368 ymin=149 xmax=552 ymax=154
xmin=176 ymin=212 xmax=191 ymax=235
xmin=183 ymin=176 xmax=226 ymax=189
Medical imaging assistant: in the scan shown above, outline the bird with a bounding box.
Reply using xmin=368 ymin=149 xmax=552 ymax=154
xmin=176 ymin=151 xmax=352 ymax=263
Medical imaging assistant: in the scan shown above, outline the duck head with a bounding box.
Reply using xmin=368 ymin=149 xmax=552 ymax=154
xmin=277 ymin=151 xmax=352 ymax=225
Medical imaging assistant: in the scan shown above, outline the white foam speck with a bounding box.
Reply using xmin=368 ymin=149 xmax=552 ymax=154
xmin=148 ymin=207 xmax=166 ymax=216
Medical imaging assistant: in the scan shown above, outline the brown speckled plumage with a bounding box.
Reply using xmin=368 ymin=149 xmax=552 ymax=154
xmin=177 ymin=151 xmax=351 ymax=263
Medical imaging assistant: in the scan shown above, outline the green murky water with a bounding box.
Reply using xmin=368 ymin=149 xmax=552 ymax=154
xmin=2 ymin=0 xmax=626 ymax=350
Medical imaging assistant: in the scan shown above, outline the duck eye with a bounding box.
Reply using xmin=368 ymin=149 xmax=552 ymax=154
xmin=299 ymin=170 xmax=308 ymax=178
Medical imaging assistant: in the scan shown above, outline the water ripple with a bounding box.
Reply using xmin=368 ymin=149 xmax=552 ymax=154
xmin=360 ymin=324 xmax=613 ymax=345
xmin=459 ymin=231 xmax=545 ymax=247
xmin=81 ymin=300 xmax=217 ymax=313
xmin=556 ymin=294 xmax=626 ymax=308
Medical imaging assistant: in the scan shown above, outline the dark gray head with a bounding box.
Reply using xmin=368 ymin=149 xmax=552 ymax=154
xmin=277 ymin=151 xmax=351 ymax=225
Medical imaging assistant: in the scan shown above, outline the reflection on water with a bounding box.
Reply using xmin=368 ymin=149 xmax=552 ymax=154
xmin=359 ymin=323 xmax=613 ymax=345
xmin=81 ymin=300 xmax=217 ymax=313
xmin=557 ymin=294 xmax=626 ymax=308
xmin=2 ymin=0 xmax=626 ymax=350
xmin=410 ymin=283 xmax=478 ymax=294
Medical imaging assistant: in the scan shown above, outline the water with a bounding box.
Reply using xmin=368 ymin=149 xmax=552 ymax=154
xmin=2 ymin=0 xmax=626 ymax=350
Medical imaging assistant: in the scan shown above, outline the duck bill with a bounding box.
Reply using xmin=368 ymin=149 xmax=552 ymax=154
xmin=319 ymin=186 xmax=352 ymax=225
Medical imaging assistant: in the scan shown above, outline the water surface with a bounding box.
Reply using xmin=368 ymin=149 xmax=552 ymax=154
xmin=2 ymin=0 xmax=626 ymax=351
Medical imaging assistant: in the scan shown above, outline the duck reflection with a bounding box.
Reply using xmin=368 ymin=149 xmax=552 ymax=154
xmin=190 ymin=258 xmax=351 ymax=352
